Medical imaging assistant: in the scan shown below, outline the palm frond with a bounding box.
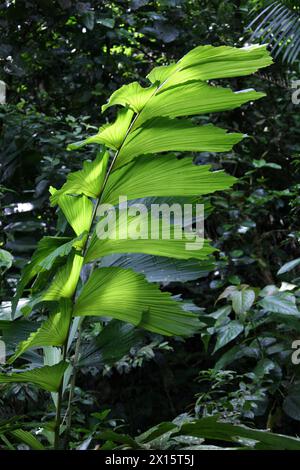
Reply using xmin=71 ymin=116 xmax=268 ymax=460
xmin=248 ymin=1 xmax=300 ymax=63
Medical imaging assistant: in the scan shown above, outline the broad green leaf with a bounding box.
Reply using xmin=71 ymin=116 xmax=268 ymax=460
xmin=86 ymin=236 xmax=214 ymax=264
xmin=102 ymin=82 xmax=156 ymax=113
xmin=230 ymin=289 xmax=256 ymax=315
xmin=0 ymin=361 xmax=68 ymax=392
xmin=283 ymin=383 xmax=300 ymax=421
xmin=136 ymin=421 xmax=178 ymax=445
xmin=50 ymin=191 xmax=93 ymax=237
xmin=133 ymin=83 xmax=265 ymax=128
xmin=19 ymin=237 xmax=72 ymax=279
xmin=43 ymin=254 xmax=83 ymax=300
xmin=97 ymin=17 xmax=115 ymax=28
xmin=179 ymin=416 xmax=300 ymax=450
xmin=116 ymin=120 xmax=243 ymax=168
xmin=277 ymin=258 xmax=300 ymax=275
xmin=9 ymin=299 xmax=72 ymax=362
xmin=0 ymin=319 xmax=37 ymax=353
xmin=50 ymin=150 xmax=109 ymax=204
xmin=100 ymin=253 xmax=215 ymax=283
xmin=10 ymin=429 xmax=45 ymax=450
xmin=98 ymin=416 xmax=300 ymax=450
xmin=259 ymin=285 xmax=279 ymax=297
xmin=97 ymin=429 xmax=140 ymax=449
xmin=73 ymin=267 xmax=201 ymax=336
xmin=213 ymin=320 xmax=244 ymax=353
xmin=147 ymin=44 xmax=273 ymax=89
xmin=38 ymin=233 xmax=86 ymax=270
xmin=259 ymin=293 xmax=300 ymax=317
xmin=214 ymin=345 xmax=244 ymax=370
xmin=253 ymin=358 xmax=276 ymax=380
xmin=69 ymin=45 xmax=271 ymax=174
xmin=0 ymin=248 xmax=13 ymax=271
xmin=79 ymin=320 xmax=143 ymax=367
xmin=252 ymin=159 xmax=281 ymax=169
xmin=85 ymin=215 xmax=214 ymax=264
xmin=209 ymin=305 xmax=232 ymax=320
xmin=102 ymin=81 xmax=263 ymax=125
xmin=12 ymin=236 xmax=74 ymax=314
xmin=67 ymin=108 xmax=134 ymax=151
xmin=104 ymin=155 xmax=236 ymax=204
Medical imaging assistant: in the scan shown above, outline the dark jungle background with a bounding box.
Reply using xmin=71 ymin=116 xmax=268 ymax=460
xmin=1 ymin=0 xmax=300 ymax=447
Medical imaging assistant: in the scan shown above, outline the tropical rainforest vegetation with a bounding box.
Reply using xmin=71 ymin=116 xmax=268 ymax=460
xmin=1 ymin=0 xmax=300 ymax=451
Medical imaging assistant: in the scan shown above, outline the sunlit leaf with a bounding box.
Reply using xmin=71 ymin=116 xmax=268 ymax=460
xmin=49 ymin=191 xmax=93 ymax=237
xmin=105 ymin=155 xmax=236 ymax=203
xmin=50 ymin=149 xmax=109 ymax=204
xmin=9 ymin=299 xmax=72 ymax=362
xmin=133 ymin=83 xmax=265 ymax=128
xmin=73 ymin=267 xmax=201 ymax=336
xmin=67 ymin=108 xmax=134 ymax=151
xmin=147 ymin=44 xmax=273 ymax=87
xmin=43 ymin=254 xmax=83 ymax=300
xmin=0 ymin=361 xmax=68 ymax=392
xmin=102 ymin=82 xmax=156 ymax=113
xmin=116 ymin=120 xmax=243 ymax=168
xmin=85 ymin=214 xmax=214 ymax=264
xmin=12 ymin=236 xmax=75 ymax=315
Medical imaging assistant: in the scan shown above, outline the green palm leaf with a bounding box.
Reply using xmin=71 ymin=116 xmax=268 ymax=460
xmin=99 ymin=253 xmax=215 ymax=283
xmin=9 ymin=429 xmax=45 ymax=450
xmin=79 ymin=319 xmax=143 ymax=367
xmin=49 ymin=191 xmax=93 ymax=237
xmin=67 ymin=108 xmax=134 ymax=151
xmin=103 ymin=81 xmax=264 ymax=123
xmin=115 ymin=120 xmax=243 ymax=168
xmin=69 ymin=44 xmax=271 ymax=165
xmin=132 ymin=86 xmax=264 ymax=130
xmin=9 ymin=299 xmax=72 ymax=362
xmin=43 ymin=254 xmax=83 ymax=300
xmin=103 ymin=155 xmax=236 ymax=205
xmin=73 ymin=267 xmax=201 ymax=336
xmin=12 ymin=236 xmax=80 ymax=315
xmin=10 ymin=429 xmax=45 ymax=450
xmin=147 ymin=44 xmax=273 ymax=85
xmin=85 ymin=236 xmax=214 ymax=264
xmin=102 ymin=81 xmax=156 ymax=113
xmin=50 ymin=149 xmax=109 ymax=204
xmin=0 ymin=362 xmax=68 ymax=392
xmin=85 ymin=224 xmax=214 ymax=264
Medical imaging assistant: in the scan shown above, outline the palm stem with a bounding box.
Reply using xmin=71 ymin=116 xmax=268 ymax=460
xmin=54 ymin=341 xmax=68 ymax=449
xmin=62 ymin=318 xmax=83 ymax=447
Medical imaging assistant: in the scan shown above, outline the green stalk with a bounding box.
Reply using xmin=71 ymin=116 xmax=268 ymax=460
xmin=54 ymin=341 xmax=68 ymax=449
xmin=62 ymin=318 xmax=83 ymax=447
xmin=54 ymin=375 xmax=64 ymax=449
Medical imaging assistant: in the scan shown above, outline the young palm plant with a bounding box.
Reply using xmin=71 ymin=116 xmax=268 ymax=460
xmin=0 ymin=44 xmax=272 ymax=449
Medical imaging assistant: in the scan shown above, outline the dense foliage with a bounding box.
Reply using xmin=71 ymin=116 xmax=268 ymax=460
xmin=1 ymin=0 xmax=300 ymax=450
